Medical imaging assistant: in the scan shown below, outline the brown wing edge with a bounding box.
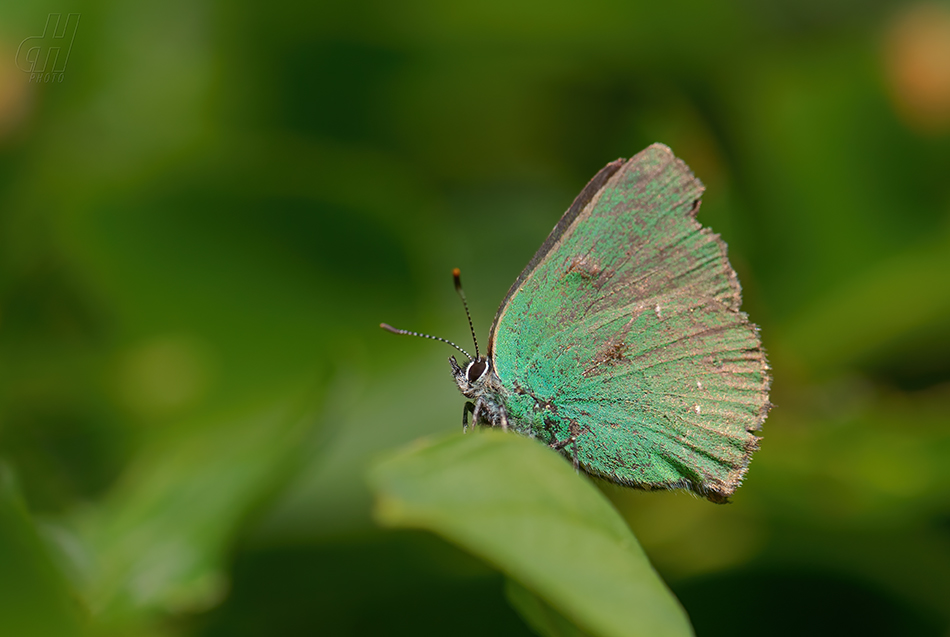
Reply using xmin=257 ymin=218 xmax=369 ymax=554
xmin=627 ymin=225 xmax=769 ymax=503
xmin=489 ymin=143 xmax=713 ymax=355
xmin=660 ymin=151 xmax=770 ymax=503
xmin=698 ymin=224 xmax=772 ymax=503
xmin=488 ymin=157 xmax=626 ymax=357
xmin=486 ymin=158 xmax=625 ymax=356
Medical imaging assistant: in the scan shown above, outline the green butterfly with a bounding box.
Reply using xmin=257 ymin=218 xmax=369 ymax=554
xmin=383 ymin=144 xmax=771 ymax=502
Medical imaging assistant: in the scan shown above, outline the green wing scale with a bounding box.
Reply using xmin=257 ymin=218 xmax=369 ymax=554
xmin=489 ymin=144 xmax=771 ymax=502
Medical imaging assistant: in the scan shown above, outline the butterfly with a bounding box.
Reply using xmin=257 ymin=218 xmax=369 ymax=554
xmin=382 ymin=144 xmax=771 ymax=502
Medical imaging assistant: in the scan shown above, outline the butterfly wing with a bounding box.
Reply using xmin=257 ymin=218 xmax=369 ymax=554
xmin=489 ymin=144 xmax=770 ymax=502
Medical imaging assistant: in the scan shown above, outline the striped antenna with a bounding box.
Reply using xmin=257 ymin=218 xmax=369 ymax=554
xmin=379 ymin=323 xmax=473 ymax=360
xmin=452 ymin=268 xmax=480 ymax=360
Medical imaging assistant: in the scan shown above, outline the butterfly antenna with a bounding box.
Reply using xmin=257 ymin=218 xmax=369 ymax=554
xmin=452 ymin=268 xmax=480 ymax=360
xmin=379 ymin=323 xmax=473 ymax=360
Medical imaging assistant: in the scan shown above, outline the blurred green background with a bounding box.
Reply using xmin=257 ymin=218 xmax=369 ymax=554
xmin=2 ymin=1 xmax=950 ymax=635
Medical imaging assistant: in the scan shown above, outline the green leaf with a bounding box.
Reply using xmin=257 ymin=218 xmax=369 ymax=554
xmin=368 ymin=430 xmax=694 ymax=637
xmin=0 ymin=464 xmax=84 ymax=637
xmin=77 ymin=387 xmax=320 ymax=631
xmin=505 ymin=577 xmax=590 ymax=637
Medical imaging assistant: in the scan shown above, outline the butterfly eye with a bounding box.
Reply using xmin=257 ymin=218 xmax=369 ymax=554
xmin=467 ymin=359 xmax=489 ymax=382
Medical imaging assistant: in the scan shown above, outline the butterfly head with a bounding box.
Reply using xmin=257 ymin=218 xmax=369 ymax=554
xmin=450 ymin=355 xmax=491 ymax=398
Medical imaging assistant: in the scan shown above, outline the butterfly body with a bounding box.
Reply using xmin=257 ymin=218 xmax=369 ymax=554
xmin=454 ymin=144 xmax=771 ymax=503
xmin=451 ymin=355 xmax=573 ymax=444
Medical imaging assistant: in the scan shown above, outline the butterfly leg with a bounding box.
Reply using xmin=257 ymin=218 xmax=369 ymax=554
xmin=550 ymin=436 xmax=574 ymax=450
xmin=550 ymin=436 xmax=580 ymax=472
xmin=470 ymin=400 xmax=483 ymax=433
xmin=499 ymin=404 xmax=509 ymax=432
xmin=462 ymin=401 xmax=475 ymax=432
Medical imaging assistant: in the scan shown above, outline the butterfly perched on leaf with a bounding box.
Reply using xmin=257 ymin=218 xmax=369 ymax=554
xmin=383 ymin=144 xmax=771 ymax=503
